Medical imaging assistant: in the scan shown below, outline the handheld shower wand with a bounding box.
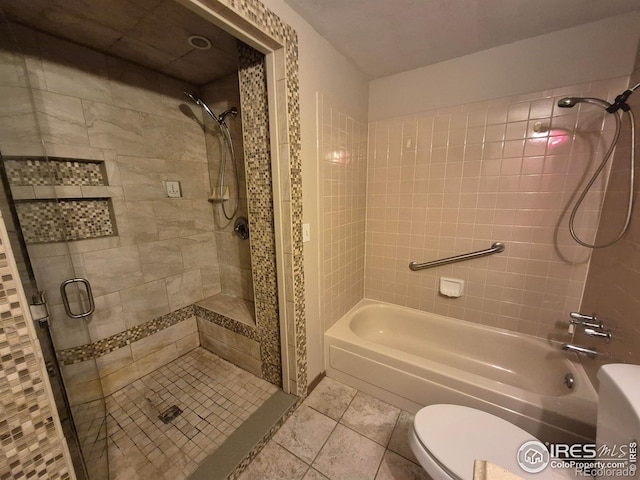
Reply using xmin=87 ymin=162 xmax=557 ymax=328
xmin=557 ymin=97 xmax=612 ymax=110
xmin=184 ymin=91 xmax=240 ymax=220
xmin=556 ymin=83 xmax=638 ymax=248
xmin=184 ymin=92 xmax=218 ymax=124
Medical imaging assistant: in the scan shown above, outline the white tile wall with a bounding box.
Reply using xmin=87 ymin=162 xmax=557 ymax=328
xmin=365 ymin=77 xmax=629 ymax=339
xmin=318 ymin=93 xmax=368 ymax=331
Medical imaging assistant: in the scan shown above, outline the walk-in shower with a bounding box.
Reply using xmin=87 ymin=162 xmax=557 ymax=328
xmin=557 ymin=83 xmax=639 ymax=248
xmin=0 ymin=1 xmax=291 ymax=479
xmin=184 ymin=91 xmax=242 ymax=222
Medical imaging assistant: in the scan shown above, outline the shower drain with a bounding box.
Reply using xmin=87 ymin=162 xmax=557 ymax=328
xmin=158 ymin=405 xmax=183 ymax=424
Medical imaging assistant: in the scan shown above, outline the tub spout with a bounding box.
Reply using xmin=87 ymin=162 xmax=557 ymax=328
xmin=562 ymin=343 xmax=599 ymax=359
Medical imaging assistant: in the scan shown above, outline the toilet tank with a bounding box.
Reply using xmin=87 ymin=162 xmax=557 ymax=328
xmin=596 ymin=364 xmax=640 ymax=449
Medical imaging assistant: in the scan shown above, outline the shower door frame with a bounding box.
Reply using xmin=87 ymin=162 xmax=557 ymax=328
xmin=177 ymin=0 xmax=306 ymax=395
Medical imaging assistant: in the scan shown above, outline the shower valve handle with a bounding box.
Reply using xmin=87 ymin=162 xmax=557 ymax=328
xmin=569 ymin=312 xmax=603 ymax=330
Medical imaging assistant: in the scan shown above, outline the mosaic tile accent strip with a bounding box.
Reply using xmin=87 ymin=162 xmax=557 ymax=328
xmin=0 ymin=235 xmax=71 ymax=479
xmin=3 ymin=157 xmax=106 ymax=187
xmin=15 ymin=199 xmax=115 ymax=243
xmin=218 ymin=0 xmax=288 ymax=46
xmin=228 ymin=0 xmax=305 ymax=396
xmin=286 ymin=33 xmax=308 ymax=398
xmin=238 ymin=43 xmax=283 ymax=387
xmin=57 ymin=305 xmax=196 ymax=365
xmin=195 ymin=304 xmax=259 ymax=341
xmin=57 ymin=303 xmax=261 ymax=366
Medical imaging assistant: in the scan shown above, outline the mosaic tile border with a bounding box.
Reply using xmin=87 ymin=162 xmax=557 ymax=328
xmin=3 ymin=157 xmax=107 ymax=187
xmin=194 ymin=304 xmax=259 ymax=341
xmin=57 ymin=305 xmax=196 ymax=365
xmin=0 ymin=230 xmax=72 ymax=479
xmin=238 ymin=43 xmax=282 ymax=387
xmin=15 ymin=198 xmax=115 ymax=244
xmin=226 ymin=0 xmax=307 ymax=396
xmin=57 ymin=303 xmax=260 ymax=366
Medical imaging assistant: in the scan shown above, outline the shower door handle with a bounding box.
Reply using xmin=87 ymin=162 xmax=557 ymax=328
xmin=60 ymin=278 xmax=95 ymax=319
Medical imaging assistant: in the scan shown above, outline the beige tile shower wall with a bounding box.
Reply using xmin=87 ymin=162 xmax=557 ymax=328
xmin=318 ymin=93 xmax=367 ymax=330
xmin=62 ymin=316 xmax=199 ymax=403
xmin=197 ymin=316 xmax=261 ymax=376
xmin=365 ymin=77 xmax=629 ymax=339
xmin=201 ymin=73 xmax=255 ymax=303
xmin=0 ymin=25 xmax=221 ymax=378
xmin=579 ymin=53 xmax=640 ymax=384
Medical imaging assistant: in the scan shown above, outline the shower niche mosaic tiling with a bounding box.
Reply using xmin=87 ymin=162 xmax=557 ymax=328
xmin=2 ymin=157 xmax=117 ymax=244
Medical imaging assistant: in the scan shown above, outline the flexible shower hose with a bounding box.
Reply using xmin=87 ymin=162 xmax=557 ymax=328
xmin=569 ymin=108 xmax=635 ymax=248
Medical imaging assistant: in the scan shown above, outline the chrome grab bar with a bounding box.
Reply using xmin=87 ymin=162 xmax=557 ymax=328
xmin=60 ymin=278 xmax=95 ymax=319
xmin=409 ymin=242 xmax=505 ymax=271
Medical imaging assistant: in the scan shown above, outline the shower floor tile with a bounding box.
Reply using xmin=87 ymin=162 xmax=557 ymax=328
xmin=104 ymin=347 xmax=278 ymax=480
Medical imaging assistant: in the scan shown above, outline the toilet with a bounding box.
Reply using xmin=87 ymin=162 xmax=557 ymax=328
xmin=409 ymin=364 xmax=640 ymax=480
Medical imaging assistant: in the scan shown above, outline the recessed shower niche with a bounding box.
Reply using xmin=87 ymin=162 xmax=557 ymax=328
xmin=2 ymin=157 xmax=118 ymax=243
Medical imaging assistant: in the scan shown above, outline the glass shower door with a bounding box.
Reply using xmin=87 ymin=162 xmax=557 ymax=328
xmin=0 ymin=154 xmax=110 ymax=480
xmin=0 ymin=14 xmax=109 ymax=480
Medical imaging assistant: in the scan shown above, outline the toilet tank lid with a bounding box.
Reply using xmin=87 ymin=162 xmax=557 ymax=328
xmin=414 ymin=404 xmax=538 ymax=480
xmin=597 ymin=364 xmax=640 ymax=411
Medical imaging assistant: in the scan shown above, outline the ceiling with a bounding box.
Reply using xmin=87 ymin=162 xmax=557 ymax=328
xmin=0 ymin=0 xmax=241 ymax=85
xmin=283 ymin=0 xmax=640 ymax=79
xmin=2 ymin=0 xmax=638 ymax=84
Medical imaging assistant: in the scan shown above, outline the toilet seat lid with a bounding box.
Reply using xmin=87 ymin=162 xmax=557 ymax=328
xmin=414 ymin=404 xmax=538 ymax=480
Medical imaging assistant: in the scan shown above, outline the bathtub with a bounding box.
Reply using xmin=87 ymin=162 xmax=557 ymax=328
xmin=324 ymin=299 xmax=598 ymax=444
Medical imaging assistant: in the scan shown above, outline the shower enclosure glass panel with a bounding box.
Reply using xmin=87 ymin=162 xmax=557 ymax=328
xmin=0 ymin=16 xmax=108 ymax=480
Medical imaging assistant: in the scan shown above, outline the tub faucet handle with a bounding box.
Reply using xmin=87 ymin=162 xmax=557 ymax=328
xmin=569 ymin=312 xmax=603 ymax=329
xmin=584 ymin=327 xmax=612 ymax=343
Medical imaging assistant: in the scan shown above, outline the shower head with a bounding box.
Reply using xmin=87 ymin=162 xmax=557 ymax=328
xmin=183 ymin=91 xmax=219 ymax=124
xmin=183 ymin=91 xmax=237 ymax=124
xmin=557 ymin=97 xmax=612 ymax=110
xmin=183 ymin=91 xmax=201 ymax=105
xmin=557 ymin=97 xmax=578 ymax=108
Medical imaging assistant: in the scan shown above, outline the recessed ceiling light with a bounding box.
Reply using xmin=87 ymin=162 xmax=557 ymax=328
xmin=188 ymin=35 xmax=212 ymax=50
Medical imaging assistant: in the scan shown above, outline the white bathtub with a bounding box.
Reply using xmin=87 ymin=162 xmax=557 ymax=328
xmin=324 ymin=299 xmax=598 ymax=444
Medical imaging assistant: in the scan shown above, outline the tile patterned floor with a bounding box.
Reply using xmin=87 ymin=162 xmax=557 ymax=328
xmin=71 ymin=399 xmax=108 ymax=480
xmin=238 ymin=377 xmax=432 ymax=480
xmin=92 ymin=347 xmax=278 ymax=480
